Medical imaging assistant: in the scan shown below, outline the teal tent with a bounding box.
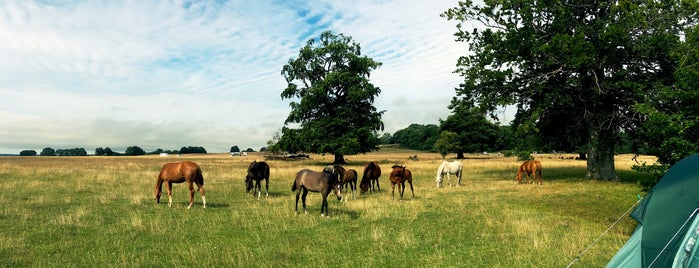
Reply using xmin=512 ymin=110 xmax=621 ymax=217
xmin=608 ymin=153 xmax=699 ymax=267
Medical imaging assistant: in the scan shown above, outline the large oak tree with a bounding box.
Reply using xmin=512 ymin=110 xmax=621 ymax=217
xmin=279 ymin=31 xmax=384 ymax=164
xmin=443 ymin=0 xmax=694 ymax=180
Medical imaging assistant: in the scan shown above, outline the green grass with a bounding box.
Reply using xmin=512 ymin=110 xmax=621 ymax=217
xmin=0 ymin=152 xmax=646 ymax=267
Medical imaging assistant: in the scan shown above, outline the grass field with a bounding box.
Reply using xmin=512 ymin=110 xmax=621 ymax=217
xmin=0 ymin=149 xmax=654 ymax=267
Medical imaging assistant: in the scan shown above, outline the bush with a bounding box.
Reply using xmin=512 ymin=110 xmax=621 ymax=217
xmin=19 ymin=150 xmax=37 ymax=156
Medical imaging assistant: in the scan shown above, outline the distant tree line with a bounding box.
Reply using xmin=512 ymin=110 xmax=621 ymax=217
xmin=23 ymin=145 xmax=212 ymax=156
xmin=382 ymin=119 xmax=635 ymax=159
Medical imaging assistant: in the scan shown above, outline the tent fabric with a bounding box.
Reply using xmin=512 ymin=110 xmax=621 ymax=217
xmin=607 ymin=153 xmax=699 ymax=267
xmin=672 ymin=209 xmax=699 ymax=268
xmin=606 ymin=226 xmax=642 ymax=267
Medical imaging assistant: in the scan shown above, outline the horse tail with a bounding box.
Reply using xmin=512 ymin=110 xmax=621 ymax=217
xmin=291 ymin=180 xmax=298 ymax=192
xmin=194 ymin=166 xmax=204 ymax=186
xmin=155 ymin=176 xmax=164 ymax=203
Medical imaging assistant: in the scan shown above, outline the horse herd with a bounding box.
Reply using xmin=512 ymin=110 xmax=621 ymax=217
xmin=154 ymin=159 xmax=544 ymax=217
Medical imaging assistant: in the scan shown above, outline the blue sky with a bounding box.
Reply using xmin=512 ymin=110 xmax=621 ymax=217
xmin=0 ymin=0 xmax=483 ymax=154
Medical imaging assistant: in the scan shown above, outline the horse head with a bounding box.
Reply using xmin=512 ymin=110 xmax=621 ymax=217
xmin=333 ymin=181 xmax=343 ymax=201
xmin=245 ymin=175 xmax=253 ymax=192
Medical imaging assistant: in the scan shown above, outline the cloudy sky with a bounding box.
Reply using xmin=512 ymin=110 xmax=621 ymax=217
xmin=0 ymin=0 xmax=476 ymax=154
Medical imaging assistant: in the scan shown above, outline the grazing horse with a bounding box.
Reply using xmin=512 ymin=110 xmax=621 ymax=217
xmin=517 ymin=160 xmax=543 ymax=185
xmin=246 ymin=161 xmax=270 ymax=199
xmin=155 ymin=161 xmax=206 ymax=209
xmin=435 ymin=160 xmax=464 ymax=188
xmin=359 ymin=162 xmax=382 ymax=194
xmin=389 ymin=165 xmax=415 ymax=200
xmin=291 ymin=166 xmax=343 ymax=217
xmin=333 ymin=165 xmax=358 ymax=201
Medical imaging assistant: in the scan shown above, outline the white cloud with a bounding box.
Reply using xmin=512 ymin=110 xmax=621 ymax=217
xmin=0 ymin=0 xmax=468 ymax=154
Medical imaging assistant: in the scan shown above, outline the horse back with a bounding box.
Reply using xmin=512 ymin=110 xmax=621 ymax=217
xmin=347 ymin=169 xmax=358 ymax=182
xmin=160 ymin=161 xmax=202 ymax=184
xmin=295 ymin=169 xmax=330 ymax=192
xmin=248 ymin=161 xmax=270 ymax=180
xmin=390 ymin=165 xmax=411 ymax=183
xmin=361 ymin=162 xmax=381 ymax=182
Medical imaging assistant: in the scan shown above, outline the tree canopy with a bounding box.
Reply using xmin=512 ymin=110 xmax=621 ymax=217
xmin=443 ymin=0 xmax=697 ymax=180
xmin=279 ymin=31 xmax=384 ymax=164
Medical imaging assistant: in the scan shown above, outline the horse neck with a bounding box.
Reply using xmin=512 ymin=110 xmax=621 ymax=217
xmin=437 ymin=163 xmax=446 ymax=175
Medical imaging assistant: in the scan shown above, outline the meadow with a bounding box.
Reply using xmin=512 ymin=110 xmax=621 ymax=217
xmin=0 ymin=149 xmax=653 ymax=267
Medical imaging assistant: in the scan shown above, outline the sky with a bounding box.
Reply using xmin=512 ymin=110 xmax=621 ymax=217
xmin=0 ymin=0 xmax=479 ymax=154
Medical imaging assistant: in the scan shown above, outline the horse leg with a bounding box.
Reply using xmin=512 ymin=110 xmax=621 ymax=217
xmin=376 ymin=179 xmax=381 ymax=192
xmin=264 ymin=178 xmax=269 ymax=198
xmin=391 ymin=183 xmax=396 ymax=200
xmin=350 ymin=181 xmax=356 ymax=200
xmin=166 ymin=182 xmax=173 ymax=208
xmin=295 ymin=189 xmax=301 ymax=214
xmin=196 ymin=181 xmax=206 ymax=209
xmin=155 ymin=179 xmax=163 ymax=204
xmin=321 ymin=194 xmax=328 ymax=217
xmin=409 ymin=181 xmax=415 ymax=198
xmin=301 ymin=189 xmax=309 ymax=214
xmin=447 ymin=173 xmax=452 ymax=188
xmin=400 ymin=182 xmax=405 ymax=200
xmin=187 ymin=181 xmax=195 ymax=209
xmin=255 ymin=180 xmax=261 ymax=199
xmin=457 ymin=171 xmax=462 ymax=186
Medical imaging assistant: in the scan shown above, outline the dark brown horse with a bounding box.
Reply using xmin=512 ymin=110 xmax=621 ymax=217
xmin=389 ymin=165 xmax=415 ymax=200
xmin=359 ymin=162 xmax=381 ymax=194
xmin=155 ymin=161 xmax=206 ymax=209
xmin=517 ymin=160 xmax=543 ymax=185
xmin=246 ymin=161 xmax=270 ymax=199
xmin=333 ymin=165 xmax=358 ymax=201
xmin=291 ymin=166 xmax=343 ymax=217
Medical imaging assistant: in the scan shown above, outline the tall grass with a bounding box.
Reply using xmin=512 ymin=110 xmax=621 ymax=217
xmin=0 ymin=150 xmax=650 ymax=267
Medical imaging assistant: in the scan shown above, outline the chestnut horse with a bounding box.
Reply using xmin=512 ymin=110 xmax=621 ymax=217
xmin=359 ymin=162 xmax=382 ymax=194
xmin=291 ymin=166 xmax=343 ymax=217
xmin=333 ymin=165 xmax=358 ymax=201
xmin=517 ymin=160 xmax=543 ymax=185
xmin=389 ymin=165 xmax=415 ymax=200
xmin=155 ymin=161 xmax=206 ymax=209
xmin=246 ymin=160 xmax=270 ymax=199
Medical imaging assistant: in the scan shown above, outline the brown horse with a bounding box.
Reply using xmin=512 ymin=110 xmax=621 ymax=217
xmin=291 ymin=166 xmax=343 ymax=217
xmin=246 ymin=160 xmax=270 ymax=199
xmin=517 ymin=160 xmax=543 ymax=185
xmin=359 ymin=162 xmax=381 ymax=194
xmin=333 ymin=165 xmax=358 ymax=201
xmin=389 ymin=165 xmax=415 ymax=200
xmin=155 ymin=161 xmax=206 ymax=209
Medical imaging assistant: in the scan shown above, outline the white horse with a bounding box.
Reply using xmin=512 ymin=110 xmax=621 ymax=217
xmin=436 ymin=161 xmax=463 ymax=188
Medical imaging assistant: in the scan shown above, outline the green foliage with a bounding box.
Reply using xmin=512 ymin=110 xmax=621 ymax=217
xmin=279 ymin=31 xmax=384 ymax=161
xmin=230 ymin=146 xmax=240 ymax=153
xmin=55 ymin=148 xmax=87 ymax=156
xmin=179 ymin=146 xmax=207 ymax=154
xmin=124 ymin=146 xmax=146 ymax=156
xmin=630 ymin=161 xmax=668 ymax=191
xmin=391 ymin=124 xmax=439 ymax=151
xmin=442 ymin=0 xmax=696 ymax=179
xmin=19 ymin=150 xmax=37 ymax=156
xmin=40 ymin=147 xmax=55 ymax=156
xmin=440 ymin=103 xmax=499 ymax=155
xmin=516 ymin=151 xmax=534 ymax=161
xmin=434 ymin=130 xmax=459 ymax=158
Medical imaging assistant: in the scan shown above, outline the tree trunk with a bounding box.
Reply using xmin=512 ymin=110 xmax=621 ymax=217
xmin=456 ymin=152 xmax=465 ymax=159
xmin=586 ymin=127 xmax=618 ymax=180
xmin=333 ymin=153 xmax=347 ymax=165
